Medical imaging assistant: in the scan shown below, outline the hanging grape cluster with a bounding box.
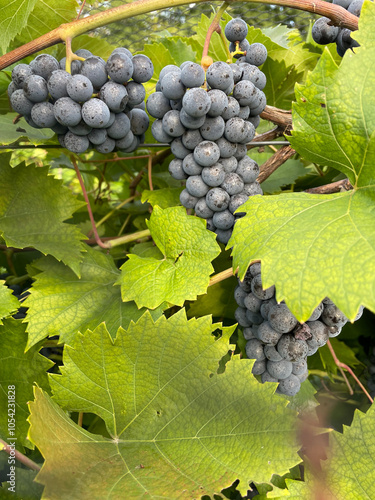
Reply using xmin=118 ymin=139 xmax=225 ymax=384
xmin=235 ymin=263 xmax=364 ymax=395
xmin=311 ymin=0 xmax=366 ymax=56
xmin=8 ymin=48 xmax=153 ymax=154
xmin=147 ymin=18 xmax=267 ymax=245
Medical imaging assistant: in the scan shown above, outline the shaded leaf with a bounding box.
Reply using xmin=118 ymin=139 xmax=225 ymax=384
xmin=25 ymin=246 xmax=164 ymax=349
xmin=0 ymin=161 xmax=86 ymax=276
xmin=0 ymin=0 xmax=38 ymax=53
xmin=0 ymin=114 xmax=54 ymax=145
xmin=0 ymin=319 xmax=52 ymax=448
xmin=0 ymin=282 xmax=20 ymax=324
xmin=141 ymin=187 xmax=183 ymax=208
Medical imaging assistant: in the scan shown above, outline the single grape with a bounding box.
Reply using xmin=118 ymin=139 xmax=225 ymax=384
xmin=243 ymin=292 xmax=262 ymax=313
xmin=238 ymin=106 xmax=250 ymax=120
xmin=82 ymin=98 xmax=110 ymax=128
xmin=194 ymin=141 xmax=220 ymax=167
xmin=277 ymin=335 xmax=308 ymax=362
xmin=228 ymin=193 xmax=249 ymax=214
xmin=180 ymin=188 xmax=199 ymax=209
xmin=221 ymin=172 xmax=244 ymax=195
xmin=243 ymin=327 xmax=256 ymax=340
xmin=206 ymin=187 xmax=230 ymax=212
xmin=162 ymin=110 xmax=186 ymax=137
xmin=292 ymin=359 xmax=308 ymax=376
xmin=206 ymin=61 xmax=234 ymax=91
xmin=252 ymin=359 xmax=266 ymax=375
xmin=277 ymin=374 xmax=301 ymax=396
xmin=348 ymin=0 xmax=364 ymax=16
xmin=31 ymin=102 xmax=57 ymax=128
xmin=312 ymin=17 xmax=340 ymax=45
xmin=125 ymin=81 xmax=146 ymax=106
xmin=12 ymin=64 xmax=34 ymax=89
xmin=179 ymin=108 xmax=206 ymax=129
xmin=129 ymin=108 xmax=149 ymax=135
xmin=182 ymin=129 xmax=203 ymax=150
xmin=234 ymin=143 xmax=248 ymax=159
xmin=182 ymin=88 xmax=211 ymax=118
xmin=146 ymin=91 xmax=171 ymax=119
xmin=230 ymin=63 xmax=243 ymax=83
xmin=186 ymin=175 xmax=210 ymax=197
xmin=234 ymin=285 xmax=247 ymax=307
xmin=159 ymin=65 xmax=180 ymax=83
xmin=207 ymin=89 xmax=228 ymax=117
xmin=218 ymin=156 xmax=238 ymax=173
xmin=201 ymin=163 xmax=226 ymax=187
xmin=245 ymin=338 xmax=266 ymax=360
xmin=200 ymin=116 xmax=225 ymax=141
xmin=212 ymin=209 xmax=235 ymax=230
xmin=261 ymin=371 xmax=278 ymax=383
xmin=96 ymin=137 xmax=116 ymax=154
xmin=225 ymin=18 xmax=248 ymax=42
xmin=236 ymin=156 xmax=259 ymax=183
xmin=307 ymin=303 xmax=324 ymax=322
xmin=194 ymin=198 xmax=214 ymax=219
xmin=233 ymin=80 xmax=257 ymax=106
xmin=151 ymin=120 xmax=173 ymax=143
xmin=111 ymin=47 xmax=132 ymax=58
xmin=321 ymin=304 xmax=348 ymax=328
xmin=88 ymin=128 xmax=107 ymax=145
xmin=66 ymin=74 xmax=93 ymax=103
xmin=182 ymin=154 xmax=203 ymax=175
xmin=221 ymin=96 xmax=240 ymax=120
xmin=256 ymin=322 xmax=283 ymax=345
xmin=264 ymin=344 xmax=283 ymax=362
xmin=68 ymin=120 xmax=92 ymax=136
xmin=243 ymin=182 xmax=263 ymax=196
xmin=131 ymin=54 xmax=154 ymax=83
xmin=268 ymin=303 xmax=298 ymax=334
xmin=116 ymin=130 xmax=135 ymax=150
xmin=107 ymin=112 xmax=131 ymax=139
xmin=245 ymin=43 xmax=268 ymax=66
xmin=216 ymin=137 xmax=237 ymax=159
xmin=105 ymin=52 xmax=133 ymax=83
xmin=24 ymin=75 xmax=48 ymax=103
xmin=306 ymin=320 xmax=329 ymax=349
xmin=30 ymin=54 xmax=59 ymax=80
xmin=64 ymin=131 xmax=90 ymax=153
xmin=10 ymin=90 xmax=34 ymax=115
xmin=267 ymin=359 xmax=293 ymax=380
xmin=100 ymin=81 xmax=129 ymax=112
xmin=170 ymin=137 xmax=191 ymax=159
xmin=180 ymin=62 xmax=205 ymax=88
xmin=80 ymin=57 xmax=108 ymax=89
xmin=161 ymin=71 xmax=185 ymax=100
xmin=54 ymin=97 xmax=82 ymax=127
xmin=224 ymin=117 xmax=247 ymax=143
xmin=168 ymin=158 xmax=188 ymax=180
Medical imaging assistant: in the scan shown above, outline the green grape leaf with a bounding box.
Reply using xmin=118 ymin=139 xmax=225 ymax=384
xmin=129 ymin=241 xmax=163 ymax=260
xmin=188 ymin=276 xmax=238 ymax=320
xmin=11 ymin=0 xmax=77 ymax=49
xmin=0 ymin=114 xmax=54 ymax=145
xmin=0 ymin=282 xmax=20 ymax=324
xmin=25 ymin=246 xmax=164 ymax=350
xmin=0 ymin=0 xmax=38 ymax=53
xmin=262 ymin=58 xmax=301 ymax=110
xmin=0 ymin=319 xmax=52 ymax=449
xmin=141 ymin=42 xmax=177 ymax=85
xmin=28 ymin=311 xmax=301 ymax=498
xmin=159 ymin=37 xmax=197 ymax=66
xmin=0 ymin=161 xmax=86 ymax=276
xmin=141 ymin=187 xmax=183 ymax=208
xmin=321 ymin=403 xmax=375 ymax=499
xmin=229 ymin=189 xmax=375 ymax=321
xmin=289 ymin=2 xmax=375 ymax=188
xmin=0 ymin=467 xmax=43 ymax=499
xmin=118 ymin=206 xmax=221 ymax=309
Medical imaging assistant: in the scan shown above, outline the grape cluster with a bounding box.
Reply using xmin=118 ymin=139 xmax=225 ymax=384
xmin=235 ymin=263 xmax=364 ymax=395
xmin=147 ymin=18 xmax=267 ymax=244
xmin=8 ymin=48 xmax=153 ymax=154
xmin=311 ymin=0 xmax=365 ymax=56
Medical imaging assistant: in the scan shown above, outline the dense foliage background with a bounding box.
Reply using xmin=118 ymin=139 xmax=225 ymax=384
xmin=0 ymin=0 xmax=374 ymax=498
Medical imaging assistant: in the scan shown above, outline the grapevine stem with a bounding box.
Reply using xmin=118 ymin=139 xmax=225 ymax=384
xmin=0 ymin=0 xmax=359 ymax=70
xmin=327 ymin=340 xmax=374 ymax=403
xmin=208 ymin=267 xmax=234 ymax=286
xmin=0 ymin=438 xmax=41 ymax=471
xmin=148 ymin=155 xmax=154 ymax=191
xmin=218 ymin=28 xmax=232 ymax=63
xmin=201 ymin=2 xmax=230 ymax=62
xmin=71 ymin=156 xmax=110 ymax=249
xmin=106 ymin=229 xmax=151 ymax=249
xmin=78 ymin=412 xmax=84 ymax=427
xmin=76 ymin=0 xmax=87 ymax=20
